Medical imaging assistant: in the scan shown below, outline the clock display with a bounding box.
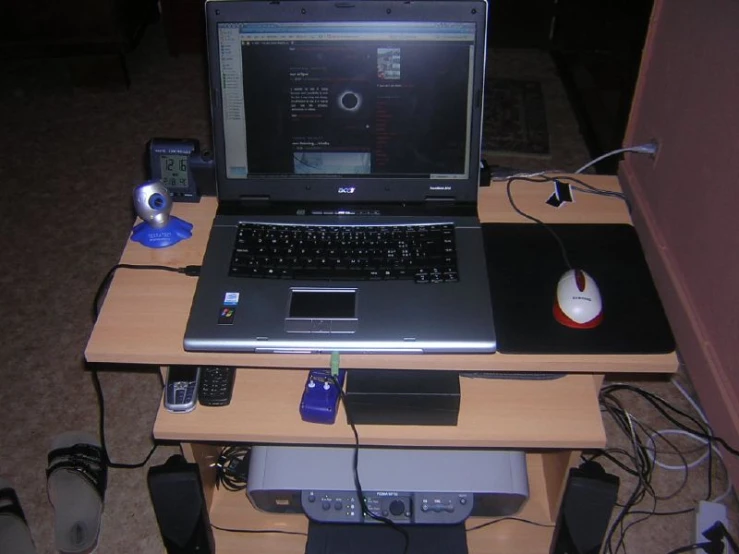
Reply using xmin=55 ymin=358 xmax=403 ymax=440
xmin=159 ymin=154 xmax=189 ymax=189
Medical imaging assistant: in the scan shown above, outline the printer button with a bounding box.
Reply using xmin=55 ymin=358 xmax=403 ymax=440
xmin=334 ymin=500 xmax=343 ymax=510
xmin=322 ymin=500 xmax=331 ymax=511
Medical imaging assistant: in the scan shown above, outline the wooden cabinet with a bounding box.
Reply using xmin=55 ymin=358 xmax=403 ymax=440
xmin=85 ymin=175 xmax=678 ymax=553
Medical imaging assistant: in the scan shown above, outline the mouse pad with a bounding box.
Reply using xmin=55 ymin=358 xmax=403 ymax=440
xmin=482 ymin=223 xmax=675 ymax=354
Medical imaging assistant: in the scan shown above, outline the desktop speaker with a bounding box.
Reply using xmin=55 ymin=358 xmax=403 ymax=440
xmin=550 ymin=461 xmax=619 ymax=554
xmin=147 ymin=454 xmax=215 ymax=554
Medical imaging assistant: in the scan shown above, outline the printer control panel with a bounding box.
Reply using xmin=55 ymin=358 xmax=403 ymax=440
xmin=301 ymin=490 xmax=474 ymax=525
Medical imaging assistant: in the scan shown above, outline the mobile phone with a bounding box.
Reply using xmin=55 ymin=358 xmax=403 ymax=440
xmin=198 ymin=366 xmax=236 ymax=407
xmin=164 ymin=365 xmax=201 ymax=413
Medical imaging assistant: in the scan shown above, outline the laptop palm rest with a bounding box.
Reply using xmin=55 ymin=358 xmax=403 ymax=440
xmin=285 ymin=288 xmax=358 ymax=334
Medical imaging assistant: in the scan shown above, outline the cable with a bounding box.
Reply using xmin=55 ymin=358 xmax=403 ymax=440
xmin=596 ymin=382 xmax=739 ymax=553
xmin=93 ymin=263 xmax=201 ymax=321
xmin=505 ymin=177 xmax=572 ymax=270
xmin=665 ymin=541 xmax=715 ymax=554
xmin=670 ymin=378 xmax=734 ymax=503
xmin=90 ymin=262 xmax=201 ymax=469
xmin=214 ymin=445 xmax=251 ymax=492
xmin=331 ymin=374 xmax=410 ymax=554
xmin=211 ymin=523 xmax=307 ymax=536
xmin=574 ymin=143 xmax=658 ymax=174
xmin=595 ymin=387 xmax=703 ymax=553
xmin=466 ymin=516 xmax=555 ymax=532
xmin=91 ymin=367 xmax=158 ymax=469
xmin=503 ymin=173 xmax=635 ymax=273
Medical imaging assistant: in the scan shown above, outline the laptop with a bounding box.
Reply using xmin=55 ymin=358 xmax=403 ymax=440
xmin=183 ymin=0 xmax=496 ymax=354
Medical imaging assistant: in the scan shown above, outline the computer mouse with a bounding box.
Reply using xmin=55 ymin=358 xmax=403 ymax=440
xmin=553 ymin=269 xmax=603 ymax=329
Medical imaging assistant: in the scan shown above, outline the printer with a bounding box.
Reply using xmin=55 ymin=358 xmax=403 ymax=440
xmin=246 ymin=446 xmax=529 ymax=525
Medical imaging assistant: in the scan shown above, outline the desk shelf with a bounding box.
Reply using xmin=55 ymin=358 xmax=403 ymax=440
xmin=156 ymin=369 xmax=604 ymax=553
xmin=184 ymin=444 xmax=570 ymax=554
xmin=154 ymin=369 xmax=606 ymax=449
xmin=86 ymin=175 xmax=680 ymax=554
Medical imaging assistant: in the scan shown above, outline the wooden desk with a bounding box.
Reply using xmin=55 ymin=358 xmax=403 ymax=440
xmin=85 ymin=174 xmax=678 ymax=553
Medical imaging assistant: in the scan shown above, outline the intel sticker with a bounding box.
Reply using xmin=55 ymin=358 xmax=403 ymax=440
xmin=223 ymin=292 xmax=240 ymax=306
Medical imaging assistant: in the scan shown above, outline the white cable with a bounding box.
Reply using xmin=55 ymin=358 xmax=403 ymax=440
xmin=488 ymin=142 xmax=657 ymax=181
xmin=647 ymin=428 xmax=716 ymax=470
xmin=574 ymin=142 xmax=658 ymax=174
xmin=490 ymin=169 xmax=567 ymax=182
xmin=671 ymin=378 xmax=709 ymax=424
xmin=607 ymin=380 xmax=734 ymax=504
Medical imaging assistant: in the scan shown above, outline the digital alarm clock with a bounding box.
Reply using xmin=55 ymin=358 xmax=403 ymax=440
xmin=146 ymin=138 xmax=215 ymax=202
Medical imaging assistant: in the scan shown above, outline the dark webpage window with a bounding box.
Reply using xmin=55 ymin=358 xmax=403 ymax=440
xmin=241 ymin=40 xmax=471 ymax=178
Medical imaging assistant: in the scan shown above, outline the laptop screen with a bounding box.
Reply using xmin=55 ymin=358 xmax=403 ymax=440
xmin=218 ymin=21 xmax=475 ymax=181
xmin=207 ymin=1 xmax=488 ymax=204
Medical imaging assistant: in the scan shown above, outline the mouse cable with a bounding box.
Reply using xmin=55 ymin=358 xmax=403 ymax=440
xmin=505 ymin=176 xmax=573 ymax=271
xmin=330 ymin=372 xmax=411 ymax=554
xmin=89 ymin=262 xmax=201 ymax=469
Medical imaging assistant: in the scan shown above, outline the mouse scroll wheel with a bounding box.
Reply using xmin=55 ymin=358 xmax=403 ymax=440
xmin=574 ymin=270 xmax=586 ymax=292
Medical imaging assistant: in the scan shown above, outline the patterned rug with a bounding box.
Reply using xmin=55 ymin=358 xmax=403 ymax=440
xmin=483 ymin=78 xmax=550 ymax=156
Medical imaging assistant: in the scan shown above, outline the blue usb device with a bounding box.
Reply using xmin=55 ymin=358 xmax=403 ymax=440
xmin=300 ymin=369 xmax=346 ymax=425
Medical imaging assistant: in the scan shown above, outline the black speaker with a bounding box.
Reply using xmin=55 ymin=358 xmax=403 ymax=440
xmin=147 ymin=455 xmax=215 ymax=554
xmin=550 ymin=461 xmax=619 ymax=554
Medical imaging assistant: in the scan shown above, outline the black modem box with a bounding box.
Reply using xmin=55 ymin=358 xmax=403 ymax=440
xmin=345 ymin=370 xmax=460 ymax=426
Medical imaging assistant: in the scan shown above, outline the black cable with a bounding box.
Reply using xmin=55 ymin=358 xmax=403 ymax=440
xmin=595 ymin=382 xmax=739 ymax=554
xmin=93 ymin=263 xmax=201 ymax=321
xmin=601 ymin=383 xmax=739 ymax=506
xmin=91 ymin=368 xmax=158 ymax=469
xmin=466 ymin=516 xmax=555 ymax=532
xmin=665 ymin=541 xmax=714 ymax=554
xmin=505 ymin=177 xmax=572 ymax=271
xmin=331 ymin=375 xmax=410 ymax=554
xmin=596 ymin=392 xmax=689 ymax=553
xmin=600 ymin=385 xmax=729 ymax=453
xmin=215 ymin=445 xmax=251 ymax=492
xmin=90 ymin=263 xmax=201 ymax=469
xmin=211 ymin=523 xmax=307 ymax=536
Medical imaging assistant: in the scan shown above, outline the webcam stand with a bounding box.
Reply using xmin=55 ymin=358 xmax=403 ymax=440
xmin=131 ymin=216 xmax=193 ymax=249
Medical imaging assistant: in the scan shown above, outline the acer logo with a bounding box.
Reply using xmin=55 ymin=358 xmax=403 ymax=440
xmin=338 ymin=187 xmax=356 ymax=194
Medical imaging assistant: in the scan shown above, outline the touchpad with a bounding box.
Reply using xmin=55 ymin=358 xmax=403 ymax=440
xmin=285 ymin=288 xmax=358 ymax=333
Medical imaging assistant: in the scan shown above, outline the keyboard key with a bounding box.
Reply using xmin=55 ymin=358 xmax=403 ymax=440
xmin=229 ymin=223 xmax=459 ymax=284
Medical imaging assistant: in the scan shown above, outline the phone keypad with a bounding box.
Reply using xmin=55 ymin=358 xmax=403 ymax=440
xmin=172 ymin=381 xmax=197 ymax=404
xmin=198 ymin=366 xmax=236 ymax=407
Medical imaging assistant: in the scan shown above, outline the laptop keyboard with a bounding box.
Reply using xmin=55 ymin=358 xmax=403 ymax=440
xmin=229 ymin=223 xmax=459 ymax=283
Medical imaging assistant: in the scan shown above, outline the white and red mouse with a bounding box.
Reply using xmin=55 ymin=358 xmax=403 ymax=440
xmin=553 ymin=269 xmax=603 ymax=329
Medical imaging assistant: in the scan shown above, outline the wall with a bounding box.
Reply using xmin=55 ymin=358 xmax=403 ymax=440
xmin=620 ymin=0 xmax=739 ymax=484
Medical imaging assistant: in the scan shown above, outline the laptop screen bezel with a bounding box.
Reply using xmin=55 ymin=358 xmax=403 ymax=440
xmin=205 ymin=0 xmax=488 ymax=205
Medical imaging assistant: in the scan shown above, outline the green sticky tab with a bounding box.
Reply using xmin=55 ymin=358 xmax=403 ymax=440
xmin=331 ymin=351 xmax=340 ymax=377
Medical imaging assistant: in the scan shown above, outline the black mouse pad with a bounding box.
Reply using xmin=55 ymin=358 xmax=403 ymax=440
xmin=482 ymin=223 xmax=675 ymax=354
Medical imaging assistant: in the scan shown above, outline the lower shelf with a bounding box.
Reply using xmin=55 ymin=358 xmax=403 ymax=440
xmin=197 ymin=449 xmax=570 ymax=554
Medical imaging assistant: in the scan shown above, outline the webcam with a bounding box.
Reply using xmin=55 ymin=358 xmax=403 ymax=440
xmin=133 ymin=180 xmax=173 ymax=229
xmin=130 ymin=180 xmax=193 ymax=249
